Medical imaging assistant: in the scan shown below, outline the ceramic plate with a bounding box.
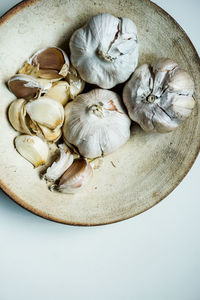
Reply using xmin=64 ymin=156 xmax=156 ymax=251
xmin=0 ymin=0 xmax=199 ymax=225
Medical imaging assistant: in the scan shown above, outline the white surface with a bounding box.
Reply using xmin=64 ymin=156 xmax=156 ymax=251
xmin=0 ymin=1 xmax=199 ymax=299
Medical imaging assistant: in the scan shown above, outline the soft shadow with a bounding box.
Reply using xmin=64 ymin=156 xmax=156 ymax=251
xmin=0 ymin=189 xmax=107 ymax=236
xmin=0 ymin=189 xmax=89 ymax=233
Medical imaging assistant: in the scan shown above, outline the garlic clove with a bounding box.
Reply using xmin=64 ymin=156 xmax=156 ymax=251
xmin=37 ymin=124 xmax=62 ymax=142
xmin=66 ymin=66 xmax=85 ymax=99
xmin=15 ymin=135 xmax=49 ymax=167
xmin=51 ymin=158 xmax=93 ymax=194
xmin=8 ymin=74 xmax=42 ymax=100
xmin=46 ymin=81 xmax=70 ymax=106
xmin=28 ymin=47 xmax=69 ymax=80
xmin=44 ymin=144 xmax=74 ymax=182
xmin=168 ymin=69 xmax=194 ymax=95
xmin=171 ymin=95 xmax=195 ymax=120
xmin=8 ymin=99 xmax=32 ymax=135
xmin=8 ymin=99 xmax=27 ymax=132
xmin=37 ymin=78 xmax=52 ymax=92
xmin=26 ymin=96 xmax=64 ymax=130
xmin=153 ymin=58 xmax=178 ymax=72
xmin=152 ymin=105 xmax=179 ymax=133
xmin=172 ymin=95 xmax=195 ymax=110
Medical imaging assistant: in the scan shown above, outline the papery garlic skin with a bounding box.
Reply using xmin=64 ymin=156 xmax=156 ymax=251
xmin=15 ymin=135 xmax=49 ymax=167
xmin=8 ymin=74 xmax=50 ymax=100
xmin=123 ymin=58 xmax=195 ymax=133
xmin=70 ymin=13 xmax=138 ymax=89
xmin=66 ymin=66 xmax=85 ymax=99
xmin=44 ymin=144 xmax=74 ymax=182
xmin=51 ymin=158 xmax=93 ymax=194
xmin=19 ymin=47 xmax=69 ymax=81
xmin=26 ymin=96 xmax=64 ymax=130
xmin=28 ymin=47 xmax=69 ymax=80
xmin=63 ymin=89 xmax=131 ymax=158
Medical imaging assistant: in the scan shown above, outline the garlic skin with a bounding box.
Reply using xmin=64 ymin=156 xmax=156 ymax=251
xmin=70 ymin=13 xmax=138 ymax=89
xmin=66 ymin=66 xmax=85 ymax=99
xmin=44 ymin=144 xmax=74 ymax=182
xmin=8 ymin=74 xmax=51 ymax=100
xmin=15 ymin=135 xmax=49 ymax=168
xmin=123 ymin=58 xmax=195 ymax=133
xmin=26 ymin=96 xmax=64 ymax=131
xmin=51 ymin=158 xmax=93 ymax=194
xmin=46 ymin=81 xmax=70 ymax=106
xmin=63 ymin=89 xmax=131 ymax=158
xmin=19 ymin=47 xmax=69 ymax=80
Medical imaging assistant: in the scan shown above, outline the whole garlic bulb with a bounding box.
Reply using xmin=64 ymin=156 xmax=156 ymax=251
xmin=63 ymin=89 xmax=131 ymax=158
xmin=70 ymin=13 xmax=138 ymax=89
xmin=123 ymin=58 xmax=195 ymax=133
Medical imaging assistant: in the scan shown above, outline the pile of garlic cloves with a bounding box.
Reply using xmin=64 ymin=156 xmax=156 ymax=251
xmin=7 ymin=13 xmax=196 ymax=195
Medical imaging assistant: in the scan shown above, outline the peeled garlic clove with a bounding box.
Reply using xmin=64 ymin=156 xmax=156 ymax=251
xmin=123 ymin=58 xmax=195 ymax=133
xmin=37 ymin=124 xmax=62 ymax=142
xmin=15 ymin=135 xmax=49 ymax=167
xmin=66 ymin=66 xmax=85 ymax=99
xmin=28 ymin=47 xmax=69 ymax=80
xmin=46 ymin=81 xmax=70 ymax=106
xmin=26 ymin=96 xmax=64 ymax=130
xmin=8 ymin=99 xmax=26 ymax=132
xmin=8 ymin=99 xmax=32 ymax=134
xmin=8 ymin=74 xmax=43 ymax=100
xmin=51 ymin=158 xmax=93 ymax=194
xmin=44 ymin=144 xmax=74 ymax=182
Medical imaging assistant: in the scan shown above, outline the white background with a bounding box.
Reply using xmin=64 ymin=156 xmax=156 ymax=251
xmin=0 ymin=1 xmax=199 ymax=299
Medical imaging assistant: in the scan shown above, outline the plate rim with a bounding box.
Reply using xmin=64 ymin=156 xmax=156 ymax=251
xmin=0 ymin=0 xmax=199 ymax=226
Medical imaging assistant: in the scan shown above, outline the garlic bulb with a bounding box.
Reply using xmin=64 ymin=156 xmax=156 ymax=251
xmin=123 ymin=58 xmax=195 ymax=133
xmin=63 ymin=89 xmax=131 ymax=158
xmin=46 ymin=81 xmax=70 ymax=106
xmin=26 ymin=96 xmax=64 ymax=130
xmin=8 ymin=74 xmax=51 ymax=100
xmin=66 ymin=66 xmax=85 ymax=99
xmin=51 ymin=158 xmax=93 ymax=194
xmin=19 ymin=47 xmax=69 ymax=80
xmin=15 ymin=135 xmax=49 ymax=167
xmin=44 ymin=144 xmax=74 ymax=182
xmin=70 ymin=13 xmax=138 ymax=88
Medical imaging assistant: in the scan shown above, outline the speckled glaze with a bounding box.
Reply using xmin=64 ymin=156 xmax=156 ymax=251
xmin=0 ymin=0 xmax=199 ymax=225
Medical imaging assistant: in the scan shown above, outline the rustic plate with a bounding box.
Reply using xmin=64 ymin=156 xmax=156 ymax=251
xmin=0 ymin=0 xmax=199 ymax=225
